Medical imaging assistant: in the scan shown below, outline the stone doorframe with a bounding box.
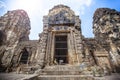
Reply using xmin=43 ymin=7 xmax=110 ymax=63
xmin=46 ymin=31 xmax=70 ymax=65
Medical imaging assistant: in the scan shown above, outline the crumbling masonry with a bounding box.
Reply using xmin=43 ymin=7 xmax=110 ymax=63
xmin=0 ymin=4 xmax=120 ymax=77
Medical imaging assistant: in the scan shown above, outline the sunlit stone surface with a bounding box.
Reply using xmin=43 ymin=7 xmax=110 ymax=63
xmin=0 ymin=5 xmax=120 ymax=80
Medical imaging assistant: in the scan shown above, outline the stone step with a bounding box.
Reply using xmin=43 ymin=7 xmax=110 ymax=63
xmin=44 ymin=65 xmax=81 ymax=71
xmin=0 ymin=73 xmax=38 ymax=80
xmin=38 ymin=75 xmax=94 ymax=80
xmin=20 ymin=67 xmax=34 ymax=74
xmin=40 ymin=70 xmax=82 ymax=75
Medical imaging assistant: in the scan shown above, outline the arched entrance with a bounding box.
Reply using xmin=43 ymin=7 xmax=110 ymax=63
xmin=20 ymin=48 xmax=29 ymax=64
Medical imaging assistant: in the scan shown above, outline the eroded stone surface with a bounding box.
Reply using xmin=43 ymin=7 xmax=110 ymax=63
xmin=0 ymin=4 xmax=120 ymax=80
xmin=0 ymin=10 xmax=31 ymax=72
xmin=93 ymin=8 xmax=120 ymax=72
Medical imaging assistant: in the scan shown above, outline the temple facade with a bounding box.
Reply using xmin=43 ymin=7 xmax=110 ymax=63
xmin=36 ymin=5 xmax=83 ymax=66
xmin=0 ymin=5 xmax=120 ymax=76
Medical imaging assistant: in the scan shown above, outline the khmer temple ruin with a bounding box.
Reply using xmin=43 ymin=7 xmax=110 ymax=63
xmin=0 ymin=4 xmax=120 ymax=80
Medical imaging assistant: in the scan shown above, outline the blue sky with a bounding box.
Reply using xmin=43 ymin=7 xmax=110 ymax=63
xmin=0 ymin=0 xmax=120 ymax=40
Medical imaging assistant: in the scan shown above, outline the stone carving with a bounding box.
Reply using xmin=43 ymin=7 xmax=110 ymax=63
xmin=92 ymin=65 xmax=104 ymax=77
xmin=93 ymin=8 xmax=120 ymax=42
xmin=0 ymin=10 xmax=31 ymax=72
xmin=0 ymin=4 xmax=120 ymax=80
xmin=93 ymin=8 xmax=120 ymax=72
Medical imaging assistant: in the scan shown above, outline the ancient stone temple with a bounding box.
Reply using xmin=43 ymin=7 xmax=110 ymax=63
xmin=36 ymin=5 xmax=83 ymax=66
xmin=0 ymin=10 xmax=31 ymax=72
xmin=93 ymin=8 xmax=120 ymax=72
xmin=0 ymin=4 xmax=120 ymax=80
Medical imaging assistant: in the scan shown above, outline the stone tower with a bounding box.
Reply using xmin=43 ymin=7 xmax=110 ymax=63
xmin=93 ymin=8 xmax=120 ymax=72
xmin=0 ymin=4 xmax=120 ymax=80
xmin=36 ymin=5 xmax=83 ymax=67
xmin=0 ymin=10 xmax=31 ymax=72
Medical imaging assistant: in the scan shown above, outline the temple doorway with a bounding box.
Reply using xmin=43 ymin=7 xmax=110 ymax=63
xmin=54 ymin=35 xmax=68 ymax=64
xmin=20 ymin=48 xmax=29 ymax=64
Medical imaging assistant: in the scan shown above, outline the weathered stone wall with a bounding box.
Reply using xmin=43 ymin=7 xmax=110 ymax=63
xmin=83 ymin=38 xmax=112 ymax=70
xmin=12 ymin=40 xmax=38 ymax=65
xmin=93 ymin=8 xmax=120 ymax=72
xmin=93 ymin=8 xmax=120 ymax=43
xmin=0 ymin=10 xmax=31 ymax=71
xmin=36 ymin=30 xmax=48 ymax=69
xmin=35 ymin=5 xmax=84 ymax=68
xmin=0 ymin=5 xmax=119 ymax=74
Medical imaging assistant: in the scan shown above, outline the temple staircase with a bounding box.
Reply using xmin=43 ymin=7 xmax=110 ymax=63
xmin=38 ymin=65 xmax=94 ymax=80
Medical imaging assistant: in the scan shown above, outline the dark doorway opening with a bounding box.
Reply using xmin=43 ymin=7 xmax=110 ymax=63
xmin=54 ymin=35 xmax=68 ymax=64
xmin=20 ymin=48 xmax=29 ymax=64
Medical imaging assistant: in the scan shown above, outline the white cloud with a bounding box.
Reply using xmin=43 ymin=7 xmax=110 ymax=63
xmin=8 ymin=0 xmax=93 ymax=19
xmin=0 ymin=1 xmax=7 ymax=15
xmin=4 ymin=0 xmax=93 ymax=39
xmin=29 ymin=0 xmax=93 ymax=39
xmin=39 ymin=0 xmax=92 ymax=15
xmin=84 ymin=0 xmax=92 ymax=7
xmin=35 ymin=0 xmax=93 ymax=23
xmin=0 ymin=1 xmax=6 ymax=9
xmin=79 ymin=6 xmax=85 ymax=15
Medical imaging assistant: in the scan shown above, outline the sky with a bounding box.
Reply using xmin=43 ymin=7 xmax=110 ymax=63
xmin=0 ymin=0 xmax=120 ymax=40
